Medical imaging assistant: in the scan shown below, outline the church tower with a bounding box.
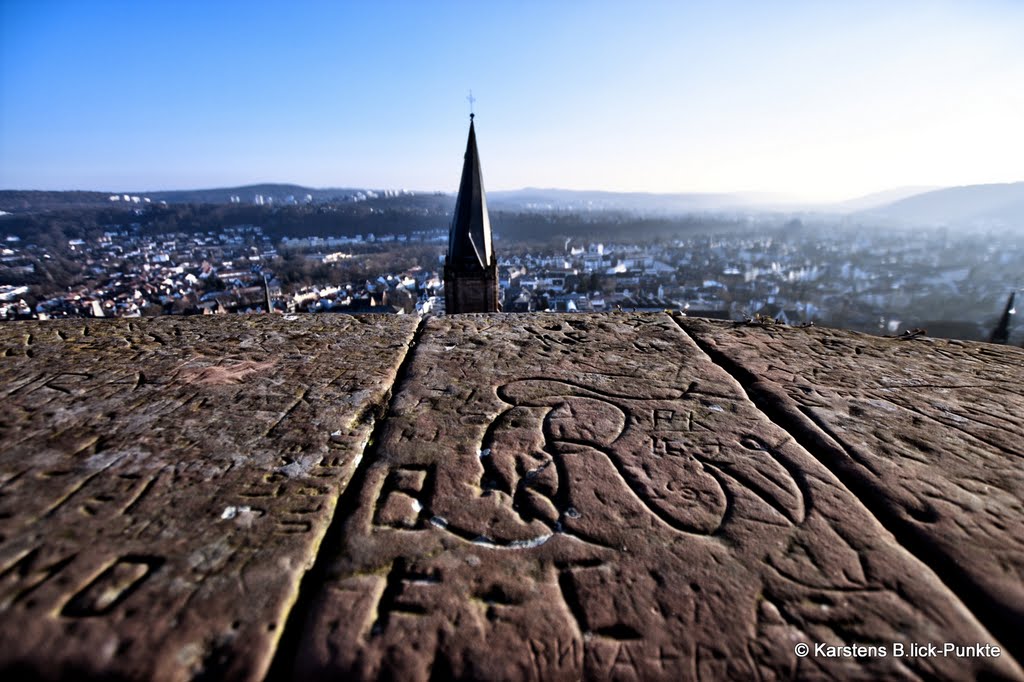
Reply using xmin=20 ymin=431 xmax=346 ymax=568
xmin=444 ymin=114 xmax=500 ymax=314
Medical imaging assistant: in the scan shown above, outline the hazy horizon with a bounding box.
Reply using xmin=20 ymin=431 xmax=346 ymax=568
xmin=0 ymin=180 xmax=963 ymax=206
xmin=2 ymin=1 xmax=1022 ymax=201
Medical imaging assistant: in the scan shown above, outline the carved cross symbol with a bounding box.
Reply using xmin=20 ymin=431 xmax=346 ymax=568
xmin=467 ymin=90 xmax=476 ymax=118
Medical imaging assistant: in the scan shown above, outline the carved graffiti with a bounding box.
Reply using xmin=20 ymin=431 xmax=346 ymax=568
xmin=421 ymin=377 xmax=807 ymax=550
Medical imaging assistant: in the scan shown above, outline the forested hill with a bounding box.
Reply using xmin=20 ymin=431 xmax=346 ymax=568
xmin=0 ymin=186 xmax=449 ymax=214
xmin=0 ymin=200 xmax=752 ymax=249
xmin=0 ymin=190 xmax=117 ymax=212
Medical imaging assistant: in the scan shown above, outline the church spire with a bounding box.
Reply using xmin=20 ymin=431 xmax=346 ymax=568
xmin=991 ymin=291 xmax=1016 ymax=344
xmin=444 ymin=114 xmax=500 ymax=313
xmin=447 ymin=116 xmax=493 ymax=270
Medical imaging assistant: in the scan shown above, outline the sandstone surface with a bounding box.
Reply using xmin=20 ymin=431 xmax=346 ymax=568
xmin=0 ymin=315 xmax=417 ymax=680
xmin=682 ymin=316 xmax=1024 ymax=661
xmin=0 ymin=313 xmax=1020 ymax=681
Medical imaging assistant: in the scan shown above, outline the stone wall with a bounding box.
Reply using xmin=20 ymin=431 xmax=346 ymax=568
xmin=444 ymin=265 xmax=500 ymax=313
xmin=0 ymin=313 xmax=1021 ymax=680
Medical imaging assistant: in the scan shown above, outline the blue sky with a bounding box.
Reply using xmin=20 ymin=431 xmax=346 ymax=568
xmin=1 ymin=0 xmax=1022 ymax=200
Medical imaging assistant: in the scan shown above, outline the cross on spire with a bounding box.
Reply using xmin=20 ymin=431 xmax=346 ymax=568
xmin=467 ymin=90 xmax=476 ymax=119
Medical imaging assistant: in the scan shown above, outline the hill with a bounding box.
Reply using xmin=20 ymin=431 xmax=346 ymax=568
xmin=863 ymin=182 xmax=1024 ymax=227
xmin=829 ymin=186 xmax=940 ymax=213
xmin=488 ymin=188 xmax=790 ymax=214
xmin=6 ymin=182 xmax=1024 ymax=229
xmin=0 ymin=186 xmax=444 ymax=214
xmin=0 ymin=190 xmax=118 ymax=212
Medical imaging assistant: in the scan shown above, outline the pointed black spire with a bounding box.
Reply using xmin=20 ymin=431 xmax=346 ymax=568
xmin=991 ymin=291 xmax=1016 ymax=344
xmin=447 ymin=117 xmax=493 ymax=271
xmin=444 ymin=116 xmax=500 ymax=314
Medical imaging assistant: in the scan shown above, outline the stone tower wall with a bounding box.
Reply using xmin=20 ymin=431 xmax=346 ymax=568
xmin=444 ymin=263 xmax=500 ymax=313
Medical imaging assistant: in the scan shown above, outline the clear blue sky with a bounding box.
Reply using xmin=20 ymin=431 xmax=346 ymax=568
xmin=2 ymin=0 xmax=1022 ymax=200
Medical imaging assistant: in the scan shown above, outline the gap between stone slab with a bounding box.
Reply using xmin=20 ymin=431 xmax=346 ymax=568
xmin=264 ymin=314 xmax=428 ymax=681
xmin=671 ymin=316 xmax=1023 ymax=668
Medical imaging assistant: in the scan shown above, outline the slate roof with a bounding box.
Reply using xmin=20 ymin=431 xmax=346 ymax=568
xmin=447 ymin=116 xmax=493 ymax=271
